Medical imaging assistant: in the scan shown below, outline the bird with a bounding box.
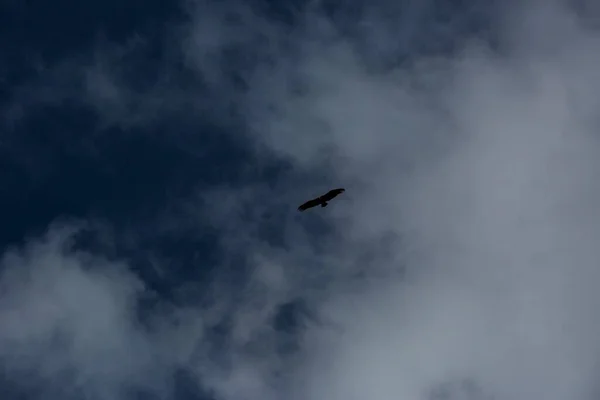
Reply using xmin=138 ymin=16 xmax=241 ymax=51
xmin=297 ymin=188 xmax=345 ymax=212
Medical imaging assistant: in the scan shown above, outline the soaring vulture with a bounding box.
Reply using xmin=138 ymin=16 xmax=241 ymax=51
xmin=297 ymin=188 xmax=345 ymax=212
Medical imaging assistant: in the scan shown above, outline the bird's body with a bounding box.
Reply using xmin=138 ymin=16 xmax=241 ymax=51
xmin=297 ymin=188 xmax=345 ymax=211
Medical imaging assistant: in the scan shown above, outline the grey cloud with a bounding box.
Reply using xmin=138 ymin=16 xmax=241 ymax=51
xmin=218 ymin=1 xmax=600 ymax=400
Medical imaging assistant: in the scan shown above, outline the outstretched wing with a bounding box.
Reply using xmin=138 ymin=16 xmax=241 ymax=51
xmin=298 ymin=197 xmax=322 ymax=211
xmin=322 ymin=188 xmax=345 ymax=201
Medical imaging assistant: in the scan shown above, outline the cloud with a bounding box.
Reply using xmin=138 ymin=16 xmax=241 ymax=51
xmin=4 ymin=0 xmax=600 ymax=400
xmin=0 ymin=223 xmax=166 ymax=398
xmin=198 ymin=0 xmax=600 ymax=400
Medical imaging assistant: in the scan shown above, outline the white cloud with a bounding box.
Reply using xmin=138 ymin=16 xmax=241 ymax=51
xmin=0 ymin=224 xmax=167 ymax=399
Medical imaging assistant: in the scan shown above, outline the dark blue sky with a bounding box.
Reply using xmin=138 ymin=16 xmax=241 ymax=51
xmin=0 ymin=2 xmax=315 ymax=399
xmin=0 ymin=0 xmax=497 ymax=399
xmin=0 ymin=0 xmax=492 ymax=282
xmin=0 ymin=0 xmax=494 ymax=243
xmin=2 ymin=0 xmax=264 ymax=289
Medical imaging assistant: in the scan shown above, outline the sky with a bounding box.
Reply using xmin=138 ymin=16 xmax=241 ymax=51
xmin=2 ymin=0 xmax=600 ymax=399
